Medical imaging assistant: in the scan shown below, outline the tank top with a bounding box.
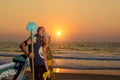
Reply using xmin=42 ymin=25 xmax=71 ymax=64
xmin=28 ymin=34 xmax=44 ymax=66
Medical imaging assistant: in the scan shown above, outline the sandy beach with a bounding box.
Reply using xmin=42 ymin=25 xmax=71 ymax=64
xmin=55 ymin=73 xmax=120 ymax=80
xmin=54 ymin=69 xmax=120 ymax=80
xmin=24 ymin=68 xmax=120 ymax=80
xmin=0 ymin=42 xmax=120 ymax=80
xmin=24 ymin=70 xmax=120 ymax=80
xmin=2 ymin=70 xmax=120 ymax=80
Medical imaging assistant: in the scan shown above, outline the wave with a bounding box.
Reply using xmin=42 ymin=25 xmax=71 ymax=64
xmin=0 ymin=53 xmax=120 ymax=61
xmin=53 ymin=66 xmax=120 ymax=70
xmin=1 ymin=53 xmax=120 ymax=70
xmin=53 ymin=56 xmax=120 ymax=61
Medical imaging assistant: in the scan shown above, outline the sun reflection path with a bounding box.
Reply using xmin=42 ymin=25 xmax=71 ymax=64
xmin=56 ymin=68 xmax=60 ymax=73
xmin=53 ymin=68 xmax=60 ymax=73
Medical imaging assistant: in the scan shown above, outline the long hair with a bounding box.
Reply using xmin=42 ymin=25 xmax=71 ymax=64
xmin=43 ymin=33 xmax=51 ymax=46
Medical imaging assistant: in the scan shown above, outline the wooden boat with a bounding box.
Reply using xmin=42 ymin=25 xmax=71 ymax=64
xmin=0 ymin=54 xmax=28 ymax=80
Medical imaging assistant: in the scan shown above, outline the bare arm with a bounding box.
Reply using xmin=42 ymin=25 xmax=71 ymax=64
xmin=19 ymin=38 xmax=32 ymax=56
xmin=43 ymin=45 xmax=49 ymax=71
xmin=20 ymin=37 xmax=37 ymax=59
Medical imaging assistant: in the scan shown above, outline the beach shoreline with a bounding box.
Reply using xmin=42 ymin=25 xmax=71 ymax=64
xmin=25 ymin=67 xmax=120 ymax=80
xmin=54 ymin=68 xmax=120 ymax=80
xmin=55 ymin=73 xmax=120 ymax=80
xmin=25 ymin=68 xmax=120 ymax=80
xmin=53 ymin=68 xmax=120 ymax=76
xmin=25 ymin=67 xmax=120 ymax=75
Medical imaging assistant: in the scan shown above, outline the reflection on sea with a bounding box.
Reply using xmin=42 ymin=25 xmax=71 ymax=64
xmin=53 ymin=68 xmax=60 ymax=73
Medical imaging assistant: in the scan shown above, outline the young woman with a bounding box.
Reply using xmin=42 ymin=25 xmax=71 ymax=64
xmin=42 ymin=33 xmax=57 ymax=80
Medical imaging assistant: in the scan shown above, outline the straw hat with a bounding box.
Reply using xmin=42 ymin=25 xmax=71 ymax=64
xmin=44 ymin=32 xmax=50 ymax=37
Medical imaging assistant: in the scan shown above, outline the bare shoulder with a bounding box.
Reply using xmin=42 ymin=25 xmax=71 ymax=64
xmin=43 ymin=45 xmax=48 ymax=51
xmin=20 ymin=36 xmax=37 ymax=47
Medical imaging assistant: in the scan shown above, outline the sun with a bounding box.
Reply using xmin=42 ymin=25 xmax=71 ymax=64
xmin=56 ymin=31 xmax=62 ymax=36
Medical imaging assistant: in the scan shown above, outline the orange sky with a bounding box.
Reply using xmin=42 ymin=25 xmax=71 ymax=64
xmin=0 ymin=0 xmax=120 ymax=42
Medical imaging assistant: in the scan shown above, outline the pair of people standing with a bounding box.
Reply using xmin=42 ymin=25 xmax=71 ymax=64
xmin=20 ymin=26 xmax=51 ymax=80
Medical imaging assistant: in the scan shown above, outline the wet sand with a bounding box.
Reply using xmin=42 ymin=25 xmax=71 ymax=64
xmin=55 ymin=73 xmax=120 ymax=80
xmin=54 ymin=69 xmax=120 ymax=80
xmin=24 ymin=71 xmax=120 ymax=80
xmin=3 ymin=71 xmax=120 ymax=80
xmin=25 ymin=68 xmax=120 ymax=80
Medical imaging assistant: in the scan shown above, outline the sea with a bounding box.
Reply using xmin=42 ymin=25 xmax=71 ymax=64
xmin=0 ymin=51 xmax=120 ymax=70
xmin=0 ymin=42 xmax=120 ymax=70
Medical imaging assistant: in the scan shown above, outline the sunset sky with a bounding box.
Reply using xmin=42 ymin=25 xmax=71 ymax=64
xmin=0 ymin=0 xmax=120 ymax=42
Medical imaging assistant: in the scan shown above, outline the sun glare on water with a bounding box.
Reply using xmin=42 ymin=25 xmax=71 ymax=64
xmin=56 ymin=68 xmax=60 ymax=73
xmin=53 ymin=68 xmax=60 ymax=73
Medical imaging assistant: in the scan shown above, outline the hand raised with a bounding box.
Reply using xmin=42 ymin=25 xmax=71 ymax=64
xmin=29 ymin=53 xmax=34 ymax=58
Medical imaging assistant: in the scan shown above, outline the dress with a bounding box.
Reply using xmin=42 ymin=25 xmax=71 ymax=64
xmin=46 ymin=47 xmax=57 ymax=80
